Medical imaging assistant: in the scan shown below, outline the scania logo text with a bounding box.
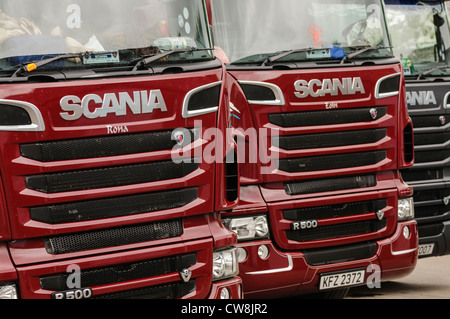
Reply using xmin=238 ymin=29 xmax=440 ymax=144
xmin=294 ymin=77 xmax=365 ymax=98
xmin=60 ymin=90 xmax=168 ymax=121
xmin=406 ymin=90 xmax=437 ymax=107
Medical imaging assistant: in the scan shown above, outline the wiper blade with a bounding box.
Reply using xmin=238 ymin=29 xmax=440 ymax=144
xmin=340 ymin=45 xmax=391 ymax=64
xmin=132 ymin=47 xmax=214 ymax=71
xmin=417 ymin=65 xmax=450 ymax=79
xmin=11 ymin=53 xmax=82 ymax=77
xmin=261 ymin=48 xmax=317 ymax=65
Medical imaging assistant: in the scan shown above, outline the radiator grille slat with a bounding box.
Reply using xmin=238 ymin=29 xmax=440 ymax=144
xmin=30 ymin=188 xmax=198 ymax=224
xmin=415 ymin=150 xmax=450 ymax=164
xmin=25 ymin=161 xmax=198 ymax=193
xmin=286 ymin=219 xmax=386 ymax=242
xmin=93 ymin=281 xmax=196 ymax=299
xmin=411 ymin=115 xmax=450 ymax=128
xmin=269 ymin=106 xmax=387 ymax=127
xmin=275 ymin=129 xmax=387 ymax=150
xmin=284 ymin=175 xmax=376 ymax=195
xmin=44 ymin=220 xmax=183 ymax=254
xmin=401 ymin=168 xmax=443 ymax=182
xmin=303 ymin=242 xmax=377 ymax=266
xmin=283 ymin=199 xmax=387 ymax=221
xmin=40 ymin=253 xmax=196 ymax=290
xmin=413 ymin=132 xmax=450 ymax=146
xmin=278 ymin=151 xmax=386 ymax=173
xmin=20 ymin=130 xmax=196 ymax=162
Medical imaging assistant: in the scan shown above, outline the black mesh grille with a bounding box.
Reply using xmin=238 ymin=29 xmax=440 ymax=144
xmin=284 ymin=175 xmax=376 ymax=195
xmin=401 ymin=168 xmax=443 ymax=182
xmin=415 ymin=150 xmax=450 ymax=164
xmin=411 ymin=115 xmax=450 ymax=128
xmin=286 ymin=219 xmax=386 ymax=242
xmin=303 ymin=242 xmax=377 ymax=266
xmin=268 ymin=106 xmax=387 ymax=127
xmin=414 ymin=187 xmax=450 ymax=203
xmin=25 ymin=161 xmax=198 ymax=193
xmin=93 ymin=281 xmax=196 ymax=299
xmin=414 ymin=132 xmax=450 ymax=146
xmin=44 ymin=219 xmax=183 ymax=254
xmin=418 ymin=223 xmax=444 ymax=237
xmin=275 ymin=129 xmax=387 ymax=150
xmin=413 ymin=187 xmax=450 ymax=219
xmin=40 ymin=253 xmax=196 ymax=290
xmin=415 ymin=205 xmax=449 ymax=219
xmin=278 ymin=151 xmax=386 ymax=172
xmin=20 ymin=130 xmax=196 ymax=162
xmin=283 ymin=199 xmax=387 ymax=221
xmin=30 ymin=188 xmax=198 ymax=224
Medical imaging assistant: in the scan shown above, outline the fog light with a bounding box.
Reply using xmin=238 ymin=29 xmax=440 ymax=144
xmin=220 ymin=288 xmax=231 ymax=299
xmin=403 ymin=225 xmax=411 ymax=239
xmin=0 ymin=284 xmax=17 ymax=299
xmin=258 ymin=245 xmax=269 ymax=260
xmin=236 ymin=247 xmax=247 ymax=263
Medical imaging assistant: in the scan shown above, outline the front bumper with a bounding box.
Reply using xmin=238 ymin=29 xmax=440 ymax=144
xmin=236 ymin=220 xmax=418 ymax=298
xmin=417 ymin=220 xmax=450 ymax=258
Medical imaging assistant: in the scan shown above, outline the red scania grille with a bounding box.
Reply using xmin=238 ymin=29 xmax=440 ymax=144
xmin=263 ymin=104 xmax=396 ymax=184
xmin=16 ymin=239 xmax=213 ymax=299
xmin=269 ymin=189 xmax=398 ymax=250
xmin=3 ymin=121 xmax=214 ymax=240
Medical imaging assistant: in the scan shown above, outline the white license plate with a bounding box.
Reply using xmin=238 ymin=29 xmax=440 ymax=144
xmin=319 ymin=269 xmax=365 ymax=290
xmin=418 ymin=243 xmax=435 ymax=256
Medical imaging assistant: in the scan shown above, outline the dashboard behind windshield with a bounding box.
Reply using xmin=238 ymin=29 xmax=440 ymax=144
xmin=0 ymin=0 xmax=213 ymax=75
xmin=210 ymin=0 xmax=392 ymax=64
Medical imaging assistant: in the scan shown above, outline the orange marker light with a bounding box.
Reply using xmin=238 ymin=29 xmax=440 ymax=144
xmin=26 ymin=63 xmax=37 ymax=72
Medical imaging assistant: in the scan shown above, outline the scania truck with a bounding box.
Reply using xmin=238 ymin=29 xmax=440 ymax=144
xmin=384 ymin=0 xmax=450 ymax=258
xmin=0 ymin=0 xmax=242 ymax=299
xmin=208 ymin=0 xmax=418 ymax=298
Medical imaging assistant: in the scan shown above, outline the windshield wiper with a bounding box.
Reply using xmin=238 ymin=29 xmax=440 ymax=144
xmin=417 ymin=65 xmax=450 ymax=80
xmin=261 ymin=48 xmax=317 ymax=65
xmin=131 ymin=47 xmax=214 ymax=71
xmin=11 ymin=53 xmax=83 ymax=77
xmin=340 ymin=45 xmax=391 ymax=64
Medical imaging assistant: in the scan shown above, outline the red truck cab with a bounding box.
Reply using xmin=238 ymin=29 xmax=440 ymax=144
xmin=208 ymin=0 xmax=418 ymax=298
xmin=0 ymin=0 xmax=241 ymax=299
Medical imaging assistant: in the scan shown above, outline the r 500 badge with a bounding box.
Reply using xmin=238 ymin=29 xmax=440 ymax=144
xmin=51 ymin=288 xmax=93 ymax=299
xmin=291 ymin=220 xmax=318 ymax=230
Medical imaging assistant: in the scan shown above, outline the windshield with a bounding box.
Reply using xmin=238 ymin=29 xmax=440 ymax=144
xmin=384 ymin=0 xmax=450 ymax=77
xmin=0 ymin=0 xmax=213 ymax=75
xmin=210 ymin=0 xmax=392 ymax=64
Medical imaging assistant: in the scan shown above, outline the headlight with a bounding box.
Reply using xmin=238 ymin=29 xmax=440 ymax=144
xmin=398 ymin=197 xmax=414 ymax=221
xmin=0 ymin=284 xmax=18 ymax=299
xmin=223 ymin=215 xmax=269 ymax=241
xmin=212 ymin=248 xmax=239 ymax=281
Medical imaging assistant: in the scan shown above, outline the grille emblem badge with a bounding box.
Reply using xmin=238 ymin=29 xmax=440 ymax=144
xmin=369 ymin=108 xmax=378 ymax=120
xmin=376 ymin=210 xmax=384 ymax=221
xmin=180 ymin=269 xmax=192 ymax=283
xmin=173 ymin=130 xmax=185 ymax=145
xmin=443 ymin=196 xmax=450 ymax=206
xmin=440 ymin=116 xmax=446 ymax=126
